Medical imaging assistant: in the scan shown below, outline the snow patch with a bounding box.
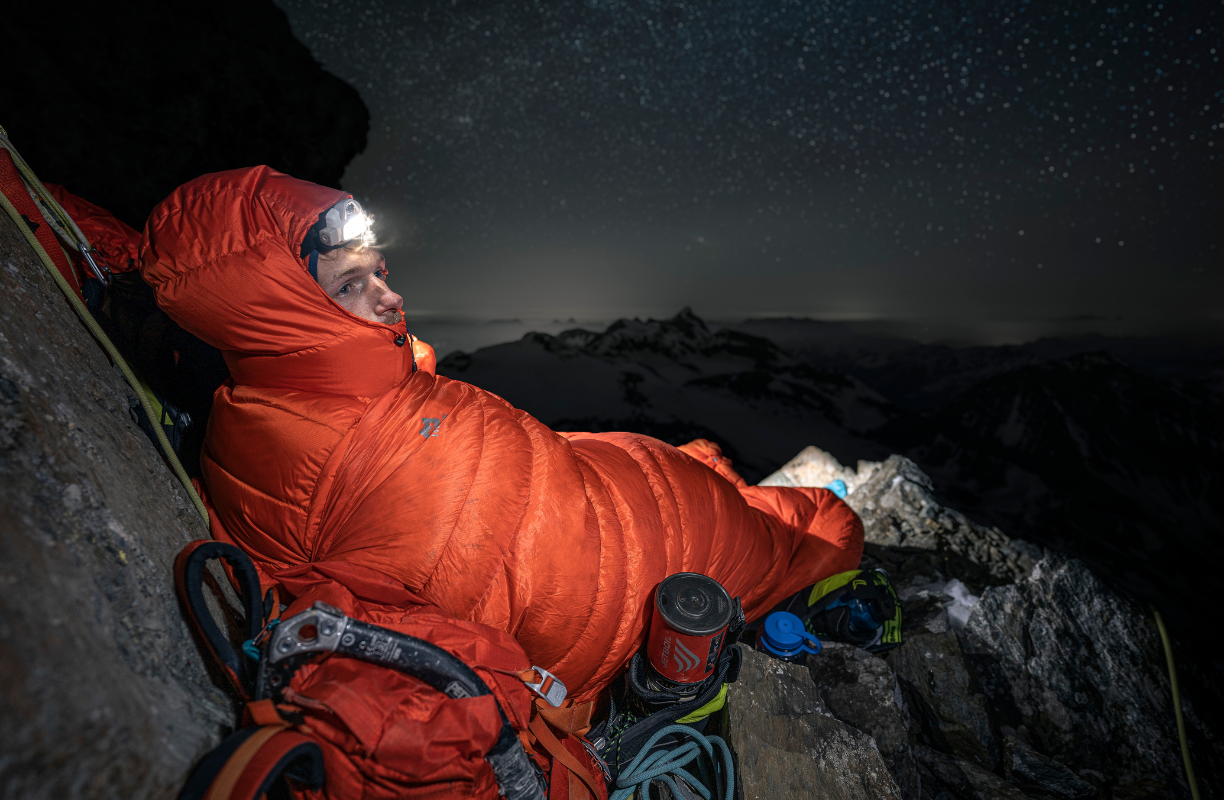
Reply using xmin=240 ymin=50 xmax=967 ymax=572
xmin=942 ymin=579 xmax=980 ymax=632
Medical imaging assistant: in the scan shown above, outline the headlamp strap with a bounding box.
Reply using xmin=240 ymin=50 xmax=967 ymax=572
xmin=308 ymin=249 xmax=320 ymax=282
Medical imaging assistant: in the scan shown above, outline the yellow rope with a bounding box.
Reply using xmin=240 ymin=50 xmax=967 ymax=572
xmin=1153 ymin=607 xmax=1201 ymax=800
xmin=0 ymin=125 xmax=209 ymax=523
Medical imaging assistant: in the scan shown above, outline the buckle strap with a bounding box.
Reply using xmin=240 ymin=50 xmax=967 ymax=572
xmin=518 ymin=666 xmax=568 ymax=707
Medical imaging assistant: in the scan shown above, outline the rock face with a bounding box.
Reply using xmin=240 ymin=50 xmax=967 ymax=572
xmin=914 ymin=745 xmax=1030 ymax=800
xmin=1 ymin=0 xmax=368 ymax=228
xmin=846 ymin=455 xmax=1038 ymax=584
xmin=962 ymin=552 xmax=1220 ymax=798
xmin=728 ymin=647 xmax=901 ymax=800
xmin=1000 ymin=737 xmax=1097 ymax=800
xmin=732 ymin=446 xmax=1221 ymax=800
xmin=885 ymin=631 xmax=997 ymax=771
xmin=0 ymin=202 xmax=227 ymax=796
xmin=807 ymin=643 xmax=919 ymax=799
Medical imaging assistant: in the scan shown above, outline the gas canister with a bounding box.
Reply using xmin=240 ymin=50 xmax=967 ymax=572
xmin=645 ymin=573 xmax=734 ymax=693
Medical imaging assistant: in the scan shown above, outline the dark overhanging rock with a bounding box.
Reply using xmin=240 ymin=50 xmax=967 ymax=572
xmin=0 ymin=0 xmax=368 ymax=229
xmin=914 ymin=745 xmax=1030 ymax=800
xmin=1 ymin=0 xmax=370 ymax=483
xmin=1000 ymin=736 xmax=1097 ymax=800
xmin=0 ymin=202 xmax=227 ymax=796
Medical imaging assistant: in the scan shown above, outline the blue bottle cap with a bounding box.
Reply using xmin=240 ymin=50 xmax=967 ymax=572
xmin=759 ymin=611 xmax=822 ymax=659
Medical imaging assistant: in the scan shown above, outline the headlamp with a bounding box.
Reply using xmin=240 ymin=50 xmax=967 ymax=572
xmin=318 ymin=198 xmax=371 ymax=248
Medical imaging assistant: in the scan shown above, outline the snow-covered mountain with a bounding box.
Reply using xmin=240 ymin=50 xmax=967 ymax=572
xmin=438 ymin=310 xmax=1224 ymax=640
xmin=439 ymin=308 xmax=894 ymax=481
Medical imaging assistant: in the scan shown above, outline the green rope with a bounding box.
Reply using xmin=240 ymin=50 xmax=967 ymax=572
xmin=1152 ymin=607 xmax=1200 ymax=800
xmin=610 ymin=724 xmax=734 ymax=800
xmin=0 ymin=124 xmax=209 ymax=523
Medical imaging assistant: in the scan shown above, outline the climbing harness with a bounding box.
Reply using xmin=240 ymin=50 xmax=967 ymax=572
xmin=0 ymin=126 xmax=207 ymax=522
xmin=129 ymin=376 xmax=194 ymax=458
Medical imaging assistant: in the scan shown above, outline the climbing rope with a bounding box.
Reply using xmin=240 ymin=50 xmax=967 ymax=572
xmin=0 ymin=124 xmax=209 ymax=523
xmin=610 ymin=724 xmax=734 ymax=800
xmin=1152 ymin=607 xmax=1201 ymax=800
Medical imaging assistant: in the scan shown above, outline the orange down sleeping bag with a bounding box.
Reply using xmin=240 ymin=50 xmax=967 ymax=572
xmin=140 ymin=166 xmax=864 ymax=701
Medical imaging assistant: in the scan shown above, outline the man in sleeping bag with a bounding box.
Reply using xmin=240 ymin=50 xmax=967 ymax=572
xmin=139 ymin=166 xmax=864 ymax=702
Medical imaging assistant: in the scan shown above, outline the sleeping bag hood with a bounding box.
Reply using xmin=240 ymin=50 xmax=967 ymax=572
xmin=140 ymin=165 xmax=414 ymax=398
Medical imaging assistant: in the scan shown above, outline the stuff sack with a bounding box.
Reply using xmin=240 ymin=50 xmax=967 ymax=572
xmin=774 ymin=567 xmax=903 ymax=653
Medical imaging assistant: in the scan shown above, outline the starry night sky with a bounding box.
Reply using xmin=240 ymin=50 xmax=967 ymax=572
xmin=275 ymin=0 xmax=1222 ymax=339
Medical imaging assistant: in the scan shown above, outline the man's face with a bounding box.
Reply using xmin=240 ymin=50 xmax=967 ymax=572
xmin=315 ymin=248 xmax=404 ymax=325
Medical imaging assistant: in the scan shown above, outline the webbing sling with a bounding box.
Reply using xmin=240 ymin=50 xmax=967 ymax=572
xmin=0 ymin=125 xmax=208 ymax=522
xmin=174 ymin=541 xmax=266 ymax=698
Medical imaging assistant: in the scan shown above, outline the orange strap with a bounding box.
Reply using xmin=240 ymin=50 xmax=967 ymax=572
xmin=529 ymin=714 xmax=604 ymax=800
xmin=568 ymin=769 xmax=595 ymax=800
xmin=203 ymin=724 xmax=291 ymax=800
xmin=527 ymin=698 xmax=603 ymax=800
xmin=245 ymin=698 xmax=285 ymax=727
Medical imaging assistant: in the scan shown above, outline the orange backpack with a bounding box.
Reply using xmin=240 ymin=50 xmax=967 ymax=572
xmin=174 ymin=542 xmax=607 ymax=800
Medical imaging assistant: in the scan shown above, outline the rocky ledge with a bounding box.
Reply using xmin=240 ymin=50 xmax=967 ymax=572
xmin=731 ymin=448 xmax=1223 ymax=800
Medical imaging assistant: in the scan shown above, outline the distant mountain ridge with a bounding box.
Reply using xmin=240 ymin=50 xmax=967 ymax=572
xmin=440 ymin=308 xmax=895 ymax=481
xmin=439 ymin=310 xmax=1224 ymax=642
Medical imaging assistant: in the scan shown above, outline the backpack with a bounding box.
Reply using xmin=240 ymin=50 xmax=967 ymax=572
xmin=174 ymin=541 xmax=607 ymax=800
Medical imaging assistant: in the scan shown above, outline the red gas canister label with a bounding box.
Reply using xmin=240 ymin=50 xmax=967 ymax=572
xmin=646 ymin=602 xmax=726 ymax=686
